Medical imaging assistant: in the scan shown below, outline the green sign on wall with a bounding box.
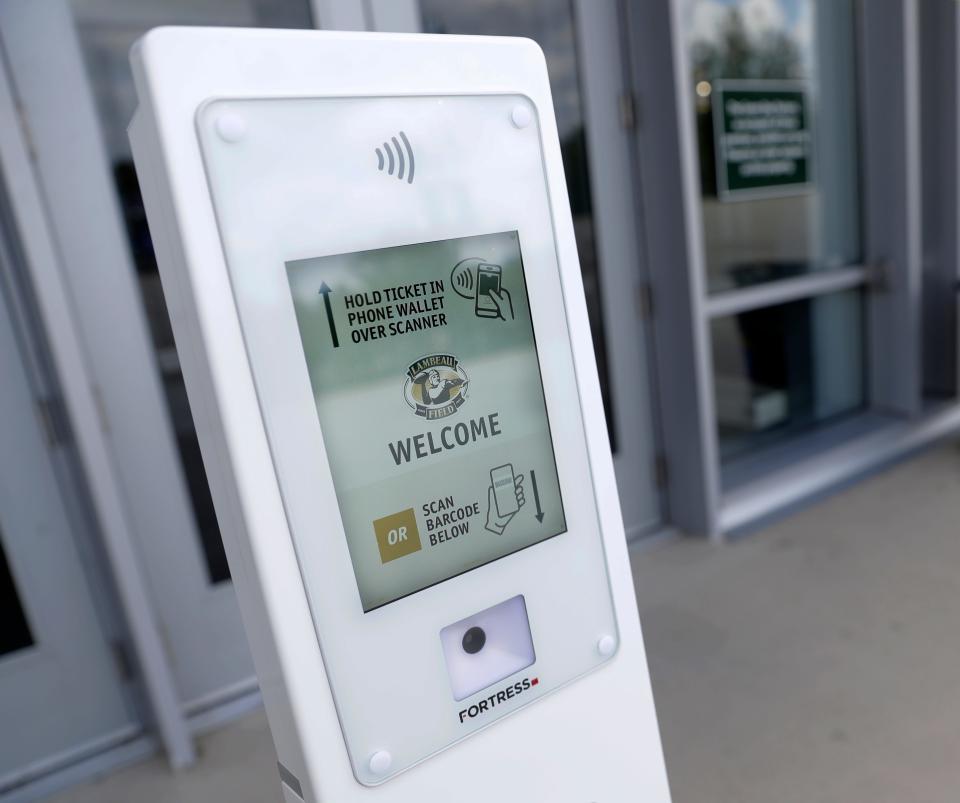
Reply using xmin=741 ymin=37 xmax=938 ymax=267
xmin=712 ymin=81 xmax=811 ymax=200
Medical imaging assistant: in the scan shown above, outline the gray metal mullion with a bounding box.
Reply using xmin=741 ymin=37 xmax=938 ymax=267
xmin=366 ymin=0 xmax=421 ymax=32
xmin=623 ymin=0 xmax=721 ymax=538
xmin=309 ymin=0 xmax=369 ymax=30
xmin=859 ymin=0 xmax=923 ymax=416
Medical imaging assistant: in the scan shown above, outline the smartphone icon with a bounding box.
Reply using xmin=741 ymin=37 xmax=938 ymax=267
xmin=475 ymin=263 xmax=502 ymax=318
xmin=490 ymin=463 xmax=519 ymax=518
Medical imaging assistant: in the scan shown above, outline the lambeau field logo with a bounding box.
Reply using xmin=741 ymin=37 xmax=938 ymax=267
xmin=403 ymin=354 xmax=469 ymax=420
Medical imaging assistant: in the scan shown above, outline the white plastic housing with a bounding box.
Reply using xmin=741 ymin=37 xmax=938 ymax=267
xmin=128 ymin=27 xmax=672 ymax=803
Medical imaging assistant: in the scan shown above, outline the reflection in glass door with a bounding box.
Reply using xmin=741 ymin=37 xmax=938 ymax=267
xmin=684 ymin=0 xmax=868 ymax=461
xmin=0 ymin=258 xmax=136 ymax=790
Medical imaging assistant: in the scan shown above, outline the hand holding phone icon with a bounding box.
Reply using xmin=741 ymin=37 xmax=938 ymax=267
xmin=488 ymin=287 xmax=513 ymax=321
xmin=475 ymin=263 xmax=514 ymax=321
xmin=486 ymin=464 xmax=525 ymax=535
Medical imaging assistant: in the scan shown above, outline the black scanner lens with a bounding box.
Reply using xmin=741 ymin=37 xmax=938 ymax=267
xmin=462 ymin=626 xmax=486 ymax=655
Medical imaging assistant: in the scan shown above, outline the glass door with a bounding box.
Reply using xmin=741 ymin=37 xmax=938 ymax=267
xmin=70 ymin=0 xmax=315 ymax=585
xmin=66 ymin=0 xmax=316 ymax=711
xmin=682 ymin=0 xmax=868 ymax=466
xmin=0 ymin=252 xmax=137 ymax=791
xmin=368 ymin=0 xmax=665 ymax=537
xmin=2 ymin=0 xmax=314 ymax=716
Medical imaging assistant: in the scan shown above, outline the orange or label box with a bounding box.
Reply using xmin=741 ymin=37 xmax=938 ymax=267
xmin=373 ymin=508 xmax=422 ymax=563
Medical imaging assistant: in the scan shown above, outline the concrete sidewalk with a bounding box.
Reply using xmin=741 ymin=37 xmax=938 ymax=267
xmin=636 ymin=441 xmax=960 ymax=803
xmin=50 ymin=442 xmax=960 ymax=802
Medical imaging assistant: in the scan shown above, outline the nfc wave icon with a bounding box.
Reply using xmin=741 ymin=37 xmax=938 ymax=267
xmin=375 ymin=131 xmax=415 ymax=184
xmin=452 ymin=261 xmax=475 ymax=296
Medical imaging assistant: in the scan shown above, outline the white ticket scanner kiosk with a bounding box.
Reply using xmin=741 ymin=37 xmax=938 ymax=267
xmin=129 ymin=28 xmax=671 ymax=803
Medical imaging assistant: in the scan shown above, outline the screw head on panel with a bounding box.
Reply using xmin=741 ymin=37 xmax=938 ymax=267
xmin=215 ymin=113 xmax=247 ymax=143
xmin=368 ymin=750 xmax=392 ymax=776
xmin=597 ymin=634 xmax=617 ymax=657
xmin=511 ymin=104 xmax=532 ymax=129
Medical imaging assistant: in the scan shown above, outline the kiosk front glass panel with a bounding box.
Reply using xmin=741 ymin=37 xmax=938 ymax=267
xmin=195 ymin=93 xmax=618 ymax=783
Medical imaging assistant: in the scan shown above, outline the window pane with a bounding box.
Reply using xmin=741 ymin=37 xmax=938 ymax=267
xmin=712 ymin=289 xmax=866 ymax=461
xmin=0 ymin=533 xmax=34 ymax=658
xmin=71 ymin=0 xmax=314 ymax=584
xmin=684 ymin=0 xmax=861 ymax=293
xmin=420 ymin=0 xmax=618 ymax=450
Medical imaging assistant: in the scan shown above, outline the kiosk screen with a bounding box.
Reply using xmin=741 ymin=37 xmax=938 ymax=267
xmin=287 ymin=231 xmax=566 ymax=611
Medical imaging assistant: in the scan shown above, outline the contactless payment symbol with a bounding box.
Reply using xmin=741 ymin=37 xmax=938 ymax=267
xmin=450 ymin=258 xmax=514 ymax=321
xmin=373 ymin=508 xmax=422 ymax=563
xmin=403 ymin=354 xmax=469 ymax=420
